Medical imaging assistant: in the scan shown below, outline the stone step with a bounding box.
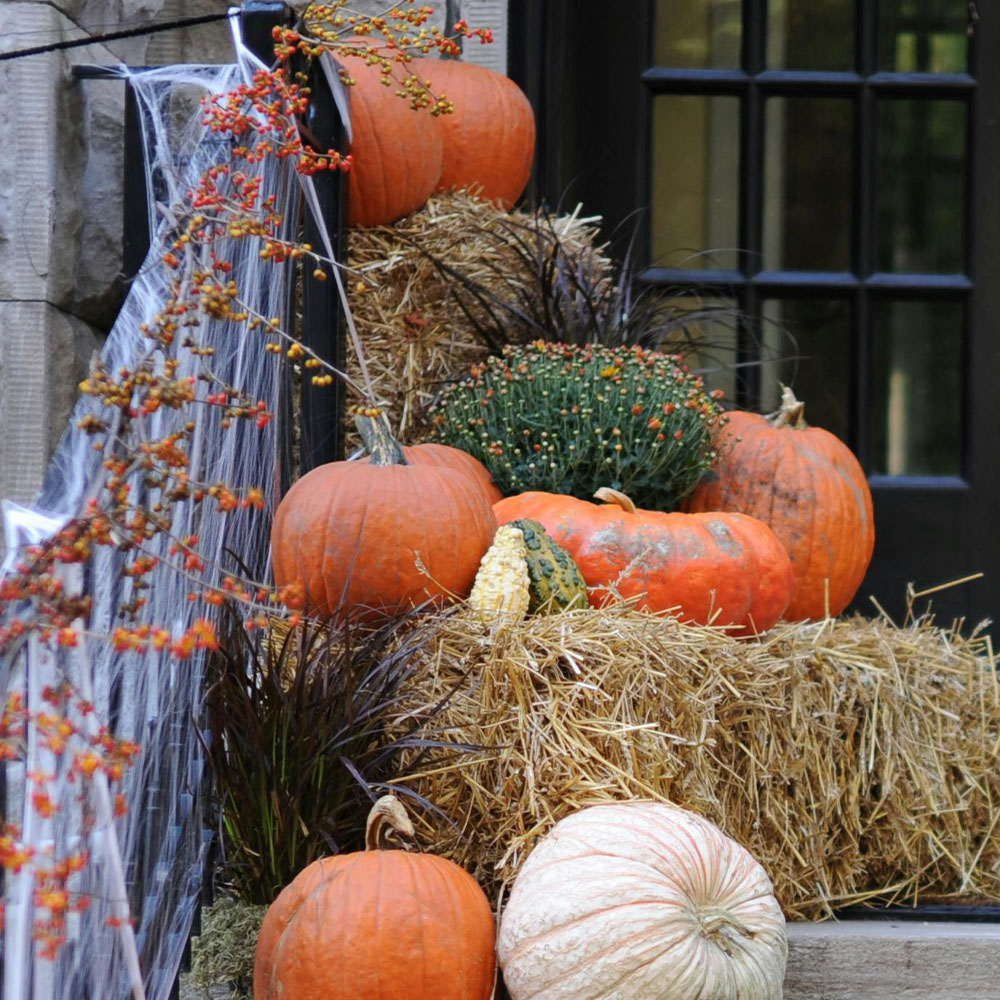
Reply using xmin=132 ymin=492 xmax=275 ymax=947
xmin=785 ymin=920 xmax=1000 ymax=999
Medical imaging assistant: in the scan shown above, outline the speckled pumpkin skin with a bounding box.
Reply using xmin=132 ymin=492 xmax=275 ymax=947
xmin=685 ymin=410 xmax=874 ymax=620
xmin=511 ymin=518 xmax=587 ymax=613
xmin=254 ymin=851 xmax=496 ymax=1000
xmin=494 ymin=493 xmax=792 ymax=634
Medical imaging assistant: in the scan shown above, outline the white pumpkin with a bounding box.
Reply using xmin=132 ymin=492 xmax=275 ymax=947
xmin=497 ymin=801 xmax=787 ymax=1000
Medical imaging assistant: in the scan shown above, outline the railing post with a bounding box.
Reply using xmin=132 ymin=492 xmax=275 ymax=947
xmin=299 ymin=53 xmax=349 ymax=469
xmin=242 ymin=0 xmax=348 ymax=474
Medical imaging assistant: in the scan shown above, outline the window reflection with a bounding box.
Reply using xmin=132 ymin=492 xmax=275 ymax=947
xmin=879 ymin=0 xmax=969 ymax=73
xmin=651 ymin=96 xmax=740 ymax=270
xmin=655 ymin=0 xmax=741 ymax=69
xmin=872 ymin=300 xmax=963 ymax=476
xmin=761 ymin=299 xmax=852 ymax=441
xmin=876 ymin=99 xmax=966 ymax=274
xmin=764 ymin=98 xmax=854 ymax=271
xmin=655 ymin=295 xmax=741 ymax=404
xmin=767 ymin=0 xmax=854 ymax=70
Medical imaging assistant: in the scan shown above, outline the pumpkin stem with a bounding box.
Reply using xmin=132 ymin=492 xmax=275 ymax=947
xmin=699 ymin=909 xmax=755 ymax=956
xmin=355 ymin=410 xmax=408 ymax=466
xmin=593 ymin=487 xmax=637 ymax=514
xmin=364 ymin=794 xmax=417 ymax=851
xmin=771 ymin=384 xmax=807 ymax=429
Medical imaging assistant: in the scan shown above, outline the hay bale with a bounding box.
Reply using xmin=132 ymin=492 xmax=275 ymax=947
xmin=189 ymin=896 xmax=267 ymax=999
xmin=388 ymin=608 xmax=1000 ymax=920
xmin=346 ymin=192 xmax=612 ymax=444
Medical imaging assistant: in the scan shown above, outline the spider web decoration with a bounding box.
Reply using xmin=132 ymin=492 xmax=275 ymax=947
xmin=2 ymin=24 xmax=302 ymax=997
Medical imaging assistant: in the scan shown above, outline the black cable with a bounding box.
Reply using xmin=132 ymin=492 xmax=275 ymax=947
xmin=0 ymin=12 xmax=232 ymax=63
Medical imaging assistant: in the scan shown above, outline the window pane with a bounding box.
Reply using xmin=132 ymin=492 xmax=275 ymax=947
xmin=767 ymin=0 xmax=854 ymax=71
xmin=761 ymin=299 xmax=852 ymax=442
xmin=876 ymin=99 xmax=966 ymax=274
xmin=764 ymin=98 xmax=853 ymax=271
xmin=879 ymin=0 xmax=968 ymax=73
xmin=651 ymin=96 xmax=740 ymax=270
xmin=871 ymin=300 xmax=963 ymax=476
xmin=652 ymin=295 xmax=741 ymax=405
xmin=654 ymin=0 xmax=741 ymax=68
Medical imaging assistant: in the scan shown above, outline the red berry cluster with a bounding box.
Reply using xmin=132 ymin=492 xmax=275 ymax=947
xmin=0 ymin=686 xmax=140 ymax=956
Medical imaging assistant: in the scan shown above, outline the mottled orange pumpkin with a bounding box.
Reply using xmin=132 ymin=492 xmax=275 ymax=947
xmin=272 ymin=416 xmax=496 ymax=620
xmin=494 ymin=487 xmax=792 ymax=634
xmin=386 ymin=441 xmax=503 ymax=503
xmin=254 ymin=796 xmax=496 ymax=1000
xmin=685 ymin=387 xmax=875 ymax=620
xmin=415 ymin=57 xmax=535 ymax=206
xmin=345 ymin=58 xmax=443 ymax=226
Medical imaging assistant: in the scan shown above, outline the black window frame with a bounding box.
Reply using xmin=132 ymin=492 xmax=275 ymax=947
xmin=640 ymin=0 xmax=979 ymax=481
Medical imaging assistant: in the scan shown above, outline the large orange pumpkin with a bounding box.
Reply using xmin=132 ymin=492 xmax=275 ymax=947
xmin=272 ymin=415 xmax=496 ymax=620
xmin=494 ymin=487 xmax=792 ymax=634
xmin=254 ymin=796 xmax=496 ymax=1000
xmin=414 ymin=57 xmax=535 ymax=206
xmin=345 ymin=57 xmax=443 ymax=227
xmin=685 ymin=386 xmax=875 ymax=620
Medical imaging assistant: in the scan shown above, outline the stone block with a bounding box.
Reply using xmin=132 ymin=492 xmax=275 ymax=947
xmin=64 ymin=54 xmax=127 ymax=329
xmin=0 ymin=4 xmax=124 ymax=318
xmin=0 ymin=5 xmax=64 ymax=305
xmin=460 ymin=0 xmax=508 ymax=75
xmin=0 ymin=301 xmax=101 ymax=507
xmin=784 ymin=920 xmax=1000 ymax=999
xmin=21 ymin=0 xmax=231 ymax=65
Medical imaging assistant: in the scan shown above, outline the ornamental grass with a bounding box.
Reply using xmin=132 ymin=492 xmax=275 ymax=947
xmin=203 ymin=603 xmax=457 ymax=905
xmin=385 ymin=604 xmax=1000 ymax=920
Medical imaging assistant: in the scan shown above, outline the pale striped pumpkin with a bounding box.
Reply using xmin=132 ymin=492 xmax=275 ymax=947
xmin=497 ymin=801 xmax=787 ymax=1000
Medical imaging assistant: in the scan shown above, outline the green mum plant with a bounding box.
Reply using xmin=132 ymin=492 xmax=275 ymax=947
xmin=430 ymin=340 xmax=727 ymax=511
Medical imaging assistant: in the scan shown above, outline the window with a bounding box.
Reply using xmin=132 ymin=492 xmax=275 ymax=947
xmin=646 ymin=0 xmax=975 ymax=481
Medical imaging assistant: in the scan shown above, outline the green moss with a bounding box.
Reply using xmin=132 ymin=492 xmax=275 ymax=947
xmin=189 ymin=896 xmax=267 ymax=999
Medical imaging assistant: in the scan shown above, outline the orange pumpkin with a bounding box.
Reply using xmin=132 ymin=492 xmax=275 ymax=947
xmin=415 ymin=57 xmax=535 ymax=206
xmin=254 ymin=796 xmax=496 ymax=1000
xmin=386 ymin=441 xmax=503 ymax=503
xmin=685 ymin=386 xmax=875 ymax=620
xmin=494 ymin=487 xmax=792 ymax=634
xmin=345 ymin=58 xmax=443 ymax=226
xmin=272 ymin=415 xmax=496 ymax=620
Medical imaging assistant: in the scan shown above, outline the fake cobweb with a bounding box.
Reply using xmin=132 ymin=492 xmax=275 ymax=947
xmin=1 ymin=21 xmax=312 ymax=999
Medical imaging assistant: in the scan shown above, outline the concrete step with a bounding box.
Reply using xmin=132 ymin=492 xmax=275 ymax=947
xmin=785 ymin=920 xmax=1000 ymax=999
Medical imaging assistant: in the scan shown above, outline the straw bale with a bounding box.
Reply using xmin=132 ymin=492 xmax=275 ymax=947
xmin=345 ymin=192 xmax=612 ymax=445
xmin=387 ymin=608 xmax=1000 ymax=920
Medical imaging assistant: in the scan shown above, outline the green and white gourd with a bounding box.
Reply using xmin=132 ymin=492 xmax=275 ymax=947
xmin=468 ymin=519 xmax=587 ymax=621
